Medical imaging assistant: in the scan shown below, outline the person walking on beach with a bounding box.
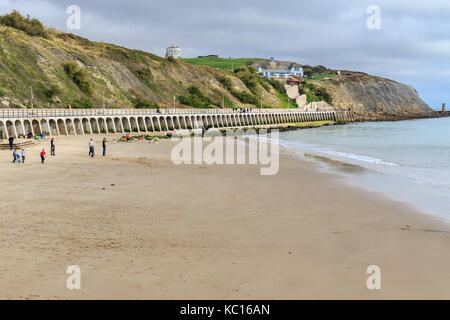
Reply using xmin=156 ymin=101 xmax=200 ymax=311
xmin=50 ymin=138 xmax=55 ymax=156
xmin=21 ymin=148 xmax=26 ymax=164
xmin=12 ymin=149 xmax=17 ymax=163
xmin=89 ymin=138 xmax=94 ymax=157
xmin=102 ymin=138 xmax=107 ymax=156
xmin=40 ymin=148 xmax=46 ymax=164
xmin=8 ymin=136 xmax=14 ymax=150
xmin=89 ymin=139 xmax=95 ymax=158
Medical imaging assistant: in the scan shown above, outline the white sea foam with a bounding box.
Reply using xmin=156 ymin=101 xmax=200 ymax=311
xmin=317 ymin=149 xmax=400 ymax=167
xmin=276 ymin=139 xmax=400 ymax=167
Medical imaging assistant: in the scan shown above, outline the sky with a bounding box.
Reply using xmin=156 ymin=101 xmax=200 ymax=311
xmin=1 ymin=0 xmax=449 ymax=109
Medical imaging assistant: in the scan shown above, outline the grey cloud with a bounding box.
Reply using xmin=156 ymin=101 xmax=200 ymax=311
xmin=0 ymin=0 xmax=449 ymax=108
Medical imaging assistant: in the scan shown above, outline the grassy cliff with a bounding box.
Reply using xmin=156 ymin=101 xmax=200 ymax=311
xmin=0 ymin=12 xmax=284 ymax=109
xmin=0 ymin=12 xmax=434 ymax=120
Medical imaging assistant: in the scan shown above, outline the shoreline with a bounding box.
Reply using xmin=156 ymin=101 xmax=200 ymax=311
xmin=0 ymin=135 xmax=449 ymax=299
xmin=274 ymin=118 xmax=450 ymax=222
xmin=283 ymin=147 xmax=448 ymax=222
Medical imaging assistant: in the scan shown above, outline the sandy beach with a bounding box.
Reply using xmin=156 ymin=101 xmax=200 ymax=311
xmin=0 ymin=134 xmax=449 ymax=299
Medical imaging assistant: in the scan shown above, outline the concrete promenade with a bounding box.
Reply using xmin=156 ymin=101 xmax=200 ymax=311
xmin=0 ymin=108 xmax=353 ymax=138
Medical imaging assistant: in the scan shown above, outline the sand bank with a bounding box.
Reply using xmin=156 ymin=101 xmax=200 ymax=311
xmin=0 ymin=135 xmax=449 ymax=299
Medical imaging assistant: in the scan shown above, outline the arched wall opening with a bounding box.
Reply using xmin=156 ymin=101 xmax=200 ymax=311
xmin=145 ymin=117 xmax=153 ymax=132
xmin=23 ymin=120 xmax=33 ymax=135
xmin=244 ymin=115 xmax=249 ymax=126
xmin=65 ymin=119 xmax=76 ymax=135
xmin=15 ymin=120 xmax=25 ymax=137
xmin=57 ymin=119 xmax=67 ymax=135
xmin=152 ymin=117 xmax=160 ymax=131
xmin=40 ymin=120 xmax=50 ymax=135
xmin=234 ymin=115 xmax=240 ymax=126
xmin=32 ymin=120 xmax=41 ymax=136
xmin=82 ymin=118 xmax=91 ymax=134
xmin=74 ymin=118 xmax=83 ymax=135
xmin=98 ymin=118 xmax=107 ymax=134
xmin=114 ymin=118 xmax=123 ymax=133
xmin=0 ymin=121 xmax=7 ymax=139
xmin=193 ymin=116 xmax=200 ymax=129
xmin=166 ymin=117 xmax=174 ymax=130
xmin=226 ymin=115 xmax=232 ymax=127
xmin=137 ymin=117 xmax=146 ymax=132
xmin=213 ymin=115 xmax=220 ymax=128
xmin=129 ymin=117 xmax=139 ymax=132
xmin=172 ymin=116 xmax=180 ymax=130
xmin=49 ymin=119 xmax=58 ymax=136
xmin=89 ymin=118 xmax=99 ymax=134
xmin=6 ymin=121 xmax=16 ymax=138
xmin=187 ymin=116 xmax=194 ymax=129
xmin=201 ymin=116 xmax=207 ymax=128
xmin=179 ymin=116 xmax=187 ymax=129
xmin=159 ymin=117 xmax=168 ymax=131
xmin=106 ymin=118 xmax=115 ymax=133
xmin=235 ymin=115 xmax=241 ymax=126
xmin=122 ymin=117 xmax=131 ymax=132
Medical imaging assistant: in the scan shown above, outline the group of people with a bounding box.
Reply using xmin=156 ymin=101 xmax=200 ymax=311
xmin=10 ymin=137 xmax=108 ymax=164
xmin=232 ymin=107 xmax=252 ymax=113
xmin=10 ymin=137 xmax=55 ymax=164
xmin=88 ymin=138 xmax=107 ymax=158
xmin=9 ymin=137 xmax=26 ymax=164
xmin=12 ymin=148 xmax=26 ymax=163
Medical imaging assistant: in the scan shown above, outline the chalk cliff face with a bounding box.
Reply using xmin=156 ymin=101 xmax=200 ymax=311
xmin=308 ymin=72 xmax=433 ymax=120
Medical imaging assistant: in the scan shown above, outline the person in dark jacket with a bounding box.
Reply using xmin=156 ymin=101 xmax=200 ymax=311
xmin=50 ymin=138 xmax=56 ymax=156
xmin=12 ymin=149 xmax=17 ymax=163
xmin=102 ymin=138 xmax=107 ymax=156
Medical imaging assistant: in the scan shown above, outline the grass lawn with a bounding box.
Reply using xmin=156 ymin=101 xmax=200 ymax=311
xmin=182 ymin=57 xmax=264 ymax=71
xmin=312 ymin=73 xmax=336 ymax=80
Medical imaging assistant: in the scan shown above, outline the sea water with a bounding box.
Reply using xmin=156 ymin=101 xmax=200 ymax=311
xmin=278 ymin=117 xmax=450 ymax=220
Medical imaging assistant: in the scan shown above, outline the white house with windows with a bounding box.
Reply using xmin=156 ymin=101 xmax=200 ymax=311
xmin=165 ymin=45 xmax=181 ymax=59
xmin=250 ymin=57 xmax=303 ymax=78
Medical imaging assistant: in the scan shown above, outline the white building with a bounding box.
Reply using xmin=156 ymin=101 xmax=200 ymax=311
xmin=165 ymin=45 xmax=181 ymax=59
xmin=250 ymin=57 xmax=303 ymax=78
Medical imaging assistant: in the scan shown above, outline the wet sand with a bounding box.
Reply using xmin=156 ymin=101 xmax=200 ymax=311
xmin=0 ymin=135 xmax=449 ymax=299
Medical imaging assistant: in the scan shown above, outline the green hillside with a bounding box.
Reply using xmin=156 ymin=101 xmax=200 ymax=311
xmin=0 ymin=11 xmax=287 ymax=109
xmin=182 ymin=56 xmax=264 ymax=71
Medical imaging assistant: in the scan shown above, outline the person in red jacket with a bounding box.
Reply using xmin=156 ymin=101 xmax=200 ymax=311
xmin=40 ymin=148 xmax=46 ymax=164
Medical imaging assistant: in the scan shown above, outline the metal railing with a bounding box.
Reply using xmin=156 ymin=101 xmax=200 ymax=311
xmin=0 ymin=108 xmax=335 ymax=119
